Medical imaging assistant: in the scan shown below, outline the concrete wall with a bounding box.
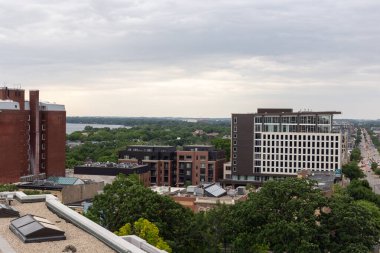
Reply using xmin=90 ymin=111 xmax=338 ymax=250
xmin=61 ymin=182 xmax=104 ymax=204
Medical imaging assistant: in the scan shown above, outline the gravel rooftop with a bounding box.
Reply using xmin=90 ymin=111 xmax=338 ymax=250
xmin=0 ymin=201 xmax=116 ymax=253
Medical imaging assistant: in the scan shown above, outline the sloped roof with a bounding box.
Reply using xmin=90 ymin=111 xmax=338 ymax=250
xmin=9 ymin=214 xmax=66 ymax=243
xmin=204 ymin=184 xmax=227 ymax=198
xmin=0 ymin=204 xmax=19 ymax=218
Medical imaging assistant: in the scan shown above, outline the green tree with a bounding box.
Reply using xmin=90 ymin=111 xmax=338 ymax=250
xmin=322 ymin=195 xmax=379 ymax=253
xmin=114 ymin=223 xmax=131 ymax=236
xmin=133 ymin=218 xmax=172 ymax=253
xmin=115 ymin=219 xmax=172 ymax=252
xmin=371 ymin=162 xmax=378 ymax=171
xmin=355 ymin=200 xmax=380 ymax=228
xmin=350 ymin=148 xmax=362 ymax=161
xmin=210 ymin=178 xmax=380 ymax=253
xmin=342 ymin=161 xmax=364 ymax=180
xmin=227 ymin=179 xmax=328 ymax=253
xmin=346 ymin=180 xmax=380 ymax=207
xmin=211 ymin=138 xmax=231 ymax=161
xmin=86 ymin=174 xmax=197 ymax=253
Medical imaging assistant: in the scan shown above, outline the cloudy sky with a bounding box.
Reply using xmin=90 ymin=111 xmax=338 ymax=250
xmin=0 ymin=0 xmax=379 ymax=119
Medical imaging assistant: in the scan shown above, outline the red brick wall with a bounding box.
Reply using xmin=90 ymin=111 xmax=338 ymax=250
xmin=176 ymin=150 xmax=209 ymax=185
xmin=0 ymin=110 xmax=29 ymax=183
xmin=139 ymin=171 xmax=151 ymax=187
xmin=43 ymin=111 xmax=66 ymax=177
xmin=0 ymin=88 xmax=25 ymax=110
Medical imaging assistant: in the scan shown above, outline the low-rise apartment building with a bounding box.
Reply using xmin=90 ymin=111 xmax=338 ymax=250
xmin=118 ymin=145 xmax=225 ymax=186
xmin=118 ymin=145 xmax=177 ymax=186
xmin=176 ymin=145 xmax=225 ymax=186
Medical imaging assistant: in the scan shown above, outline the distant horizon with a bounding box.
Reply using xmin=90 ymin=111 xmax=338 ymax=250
xmin=66 ymin=115 xmax=380 ymax=121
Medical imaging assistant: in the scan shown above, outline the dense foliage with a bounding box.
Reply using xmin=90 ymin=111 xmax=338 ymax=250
xmin=66 ymin=118 xmax=231 ymax=168
xmin=86 ymin=174 xmax=200 ymax=253
xmin=0 ymin=184 xmax=17 ymax=192
xmin=354 ymin=128 xmax=362 ymax=147
xmin=368 ymin=129 xmax=380 ymax=152
xmin=342 ymin=161 xmax=364 ymax=181
xmin=67 ymin=116 xmax=229 ymax=126
xmin=115 ymin=218 xmax=172 ymax=252
xmin=87 ymin=175 xmax=380 ymax=253
xmin=342 ymin=146 xmax=364 ymax=181
xmin=350 ymin=147 xmax=361 ymax=162
xmin=346 ymin=179 xmax=380 ymax=207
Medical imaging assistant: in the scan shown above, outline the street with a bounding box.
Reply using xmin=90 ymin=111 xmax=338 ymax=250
xmin=359 ymin=128 xmax=380 ymax=194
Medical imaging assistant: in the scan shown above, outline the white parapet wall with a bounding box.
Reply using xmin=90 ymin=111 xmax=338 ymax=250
xmin=122 ymin=235 xmax=167 ymax=253
xmin=45 ymin=197 xmax=147 ymax=253
xmin=1 ymin=191 xmax=166 ymax=253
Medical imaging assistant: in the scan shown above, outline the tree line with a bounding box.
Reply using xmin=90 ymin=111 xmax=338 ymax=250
xmin=66 ymin=120 xmax=231 ymax=168
xmin=87 ymin=174 xmax=380 ymax=253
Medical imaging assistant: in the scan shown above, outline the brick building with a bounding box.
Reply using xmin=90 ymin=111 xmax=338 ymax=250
xmin=0 ymin=87 xmax=66 ymax=183
xmin=118 ymin=145 xmax=177 ymax=186
xmin=118 ymin=145 xmax=225 ymax=187
xmin=176 ymin=145 xmax=225 ymax=186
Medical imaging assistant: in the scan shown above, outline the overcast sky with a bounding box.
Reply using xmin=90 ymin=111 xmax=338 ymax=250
xmin=0 ymin=0 xmax=379 ymax=119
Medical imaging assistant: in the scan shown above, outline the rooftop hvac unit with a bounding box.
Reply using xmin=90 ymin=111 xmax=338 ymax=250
xmin=236 ymin=186 xmax=246 ymax=195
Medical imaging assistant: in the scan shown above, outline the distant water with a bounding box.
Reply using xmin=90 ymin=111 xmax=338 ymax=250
xmin=66 ymin=123 xmax=131 ymax=134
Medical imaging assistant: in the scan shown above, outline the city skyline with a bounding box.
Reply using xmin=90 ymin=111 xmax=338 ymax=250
xmin=1 ymin=1 xmax=379 ymax=119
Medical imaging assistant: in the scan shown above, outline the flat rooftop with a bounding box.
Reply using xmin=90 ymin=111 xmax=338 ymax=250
xmin=257 ymin=108 xmax=341 ymax=115
xmin=127 ymin=145 xmax=175 ymax=148
xmin=0 ymin=201 xmax=115 ymax=253
xmin=233 ymin=108 xmax=342 ymax=116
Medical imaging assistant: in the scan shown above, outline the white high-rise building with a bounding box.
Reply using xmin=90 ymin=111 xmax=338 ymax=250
xmin=228 ymin=108 xmax=344 ymax=185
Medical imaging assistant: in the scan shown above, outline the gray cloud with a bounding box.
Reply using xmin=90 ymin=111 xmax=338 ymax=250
xmin=0 ymin=0 xmax=379 ymax=118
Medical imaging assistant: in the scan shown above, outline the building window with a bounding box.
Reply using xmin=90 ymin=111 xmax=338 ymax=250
xmin=233 ymin=167 xmax=236 ymax=172
xmin=234 ymin=117 xmax=237 ymax=123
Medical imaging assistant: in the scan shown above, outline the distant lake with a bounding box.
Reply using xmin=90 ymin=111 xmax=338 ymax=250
xmin=66 ymin=123 xmax=131 ymax=134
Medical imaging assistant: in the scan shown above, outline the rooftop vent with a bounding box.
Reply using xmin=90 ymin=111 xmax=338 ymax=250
xmin=9 ymin=214 xmax=66 ymax=243
xmin=0 ymin=204 xmax=20 ymax=218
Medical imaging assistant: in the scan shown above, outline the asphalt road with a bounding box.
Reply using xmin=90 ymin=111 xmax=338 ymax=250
xmin=359 ymin=128 xmax=380 ymax=194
